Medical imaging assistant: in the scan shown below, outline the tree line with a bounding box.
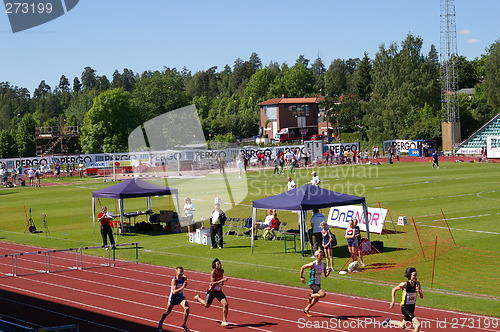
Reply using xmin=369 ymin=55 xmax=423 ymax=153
xmin=0 ymin=34 xmax=499 ymax=158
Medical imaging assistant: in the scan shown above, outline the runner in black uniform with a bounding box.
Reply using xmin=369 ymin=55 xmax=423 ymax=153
xmin=383 ymin=267 xmax=424 ymax=332
xmin=158 ymin=267 xmax=190 ymax=332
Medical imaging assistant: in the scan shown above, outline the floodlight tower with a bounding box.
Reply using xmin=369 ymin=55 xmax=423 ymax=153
xmin=440 ymin=0 xmax=461 ymax=152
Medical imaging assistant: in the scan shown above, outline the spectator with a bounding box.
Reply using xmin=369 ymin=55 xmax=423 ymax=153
xmin=26 ymin=167 xmax=35 ymax=187
xmin=320 ymin=221 xmax=335 ymax=272
xmin=214 ymin=193 xmax=222 ymax=205
xmin=10 ymin=168 xmax=17 ymax=186
xmin=309 ymin=172 xmax=320 ymax=187
xmin=0 ymin=167 xmax=6 ymax=186
xmin=236 ymin=152 xmax=245 ymax=178
xmin=289 ymin=157 xmax=297 ymax=174
xmin=35 ymin=168 xmax=41 ymax=187
xmin=245 ymin=209 xmax=273 ymax=237
xmin=264 ymin=211 xmax=280 ymax=240
xmin=287 ymin=176 xmax=296 ymax=191
xmin=309 ymin=209 xmax=325 ymax=258
xmin=345 ymin=219 xmax=359 ymax=272
xmin=98 ymin=206 xmax=115 ymax=248
xmin=273 ymin=156 xmax=280 ymax=174
xmin=209 ymin=203 xmax=226 ymax=249
xmin=352 ymin=219 xmax=366 ymax=268
xmin=183 ymin=198 xmax=196 ymax=234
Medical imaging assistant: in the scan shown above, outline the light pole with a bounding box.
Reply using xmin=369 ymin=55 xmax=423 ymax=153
xmin=233 ymin=100 xmax=237 ymax=133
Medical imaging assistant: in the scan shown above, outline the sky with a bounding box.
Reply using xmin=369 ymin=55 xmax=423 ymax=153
xmin=0 ymin=0 xmax=499 ymax=94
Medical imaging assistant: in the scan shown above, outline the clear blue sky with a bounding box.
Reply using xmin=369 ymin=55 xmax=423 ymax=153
xmin=1 ymin=0 xmax=498 ymax=93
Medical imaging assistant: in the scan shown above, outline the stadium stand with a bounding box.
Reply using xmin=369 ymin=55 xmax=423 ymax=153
xmin=457 ymin=113 xmax=500 ymax=151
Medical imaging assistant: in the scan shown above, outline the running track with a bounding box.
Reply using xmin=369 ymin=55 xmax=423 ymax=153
xmin=0 ymin=242 xmax=498 ymax=332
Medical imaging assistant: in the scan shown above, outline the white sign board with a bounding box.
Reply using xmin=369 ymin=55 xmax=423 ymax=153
xmin=383 ymin=140 xmax=418 ymax=153
xmin=487 ymin=136 xmax=500 ymax=159
xmin=327 ymin=205 xmax=388 ymax=234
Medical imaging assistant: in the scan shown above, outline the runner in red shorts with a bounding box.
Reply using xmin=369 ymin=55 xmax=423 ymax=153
xmin=194 ymin=258 xmax=229 ymax=326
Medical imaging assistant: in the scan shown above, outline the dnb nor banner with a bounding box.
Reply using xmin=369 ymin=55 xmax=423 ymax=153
xmin=327 ymin=205 xmax=388 ymax=234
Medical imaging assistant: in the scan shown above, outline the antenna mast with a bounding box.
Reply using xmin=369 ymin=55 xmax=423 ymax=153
xmin=440 ymin=0 xmax=461 ymax=151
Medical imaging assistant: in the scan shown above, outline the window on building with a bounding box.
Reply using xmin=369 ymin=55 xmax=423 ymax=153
xmin=288 ymin=104 xmax=310 ymax=117
xmin=265 ymin=106 xmax=277 ymax=120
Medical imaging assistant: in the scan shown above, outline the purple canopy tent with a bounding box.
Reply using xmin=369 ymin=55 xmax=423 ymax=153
xmin=91 ymin=178 xmax=180 ymax=232
xmin=251 ymin=184 xmax=369 ymax=255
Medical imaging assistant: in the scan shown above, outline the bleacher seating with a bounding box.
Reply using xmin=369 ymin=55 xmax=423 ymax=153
xmin=457 ymin=113 xmax=500 ymax=150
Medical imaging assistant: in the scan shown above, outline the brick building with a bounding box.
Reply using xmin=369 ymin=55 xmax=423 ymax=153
xmin=258 ymin=97 xmax=327 ymax=142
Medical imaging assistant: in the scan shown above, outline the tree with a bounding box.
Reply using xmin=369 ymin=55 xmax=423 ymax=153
xmin=96 ymin=75 xmax=110 ymax=91
xmin=81 ymin=66 xmax=97 ymax=90
xmin=112 ymin=68 xmax=136 ymax=92
xmin=131 ymin=68 xmax=190 ymax=122
xmin=454 ymin=55 xmax=478 ymax=89
xmin=64 ymin=89 xmax=99 ymax=124
xmin=242 ymin=67 xmax=278 ymax=101
xmin=364 ymin=34 xmax=440 ymax=142
xmin=16 ymin=113 xmax=36 ymax=157
xmin=324 ymin=59 xmax=350 ymax=97
xmin=0 ymin=129 xmax=17 ymax=158
xmin=73 ymin=77 xmax=82 ymax=93
xmin=310 ymin=57 xmax=326 ymax=92
xmin=268 ymin=64 xmax=316 ymax=98
xmin=185 ymin=66 xmax=219 ymax=98
xmin=351 ymin=52 xmax=372 ymax=102
xmin=231 ymin=54 xmax=261 ymax=94
xmin=483 ymin=40 xmax=500 ymax=110
xmin=80 ymin=88 xmax=138 ymax=153
xmin=33 ymin=80 xmax=51 ymax=99
xmin=58 ymin=75 xmax=70 ymax=93
xmin=0 ymin=83 xmax=32 ymax=131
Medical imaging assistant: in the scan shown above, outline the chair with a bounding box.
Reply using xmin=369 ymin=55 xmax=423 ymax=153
xmin=277 ymin=222 xmax=287 ymax=240
xmin=225 ymin=218 xmax=238 ymax=235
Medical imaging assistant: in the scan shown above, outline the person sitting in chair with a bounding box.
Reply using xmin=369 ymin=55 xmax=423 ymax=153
xmin=264 ymin=212 xmax=281 ymax=240
xmin=244 ymin=209 xmax=274 ymax=238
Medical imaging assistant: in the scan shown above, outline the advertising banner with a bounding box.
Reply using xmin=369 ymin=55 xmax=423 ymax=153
xmin=327 ymin=205 xmax=388 ymax=234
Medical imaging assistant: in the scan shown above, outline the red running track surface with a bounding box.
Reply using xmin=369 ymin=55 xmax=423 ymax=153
xmin=0 ymin=242 xmax=498 ymax=332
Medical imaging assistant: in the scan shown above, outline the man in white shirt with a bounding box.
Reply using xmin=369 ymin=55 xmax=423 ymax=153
xmin=26 ymin=168 xmax=35 ymax=186
xmin=183 ymin=198 xmax=195 ymax=234
xmin=309 ymin=172 xmax=320 ymax=187
xmin=245 ymin=209 xmax=273 ymax=237
xmin=287 ymin=177 xmax=296 ymax=191
xmin=209 ymin=203 xmax=227 ymax=248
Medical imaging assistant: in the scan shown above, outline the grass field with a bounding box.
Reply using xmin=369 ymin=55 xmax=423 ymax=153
xmin=0 ymin=161 xmax=499 ymax=317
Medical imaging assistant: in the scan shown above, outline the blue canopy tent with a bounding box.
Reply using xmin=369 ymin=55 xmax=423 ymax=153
xmin=91 ymin=178 xmax=180 ymax=232
xmin=251 ymin=184 xmax=369 ymax=255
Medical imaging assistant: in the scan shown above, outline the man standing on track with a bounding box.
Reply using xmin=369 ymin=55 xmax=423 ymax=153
xmin=299 ymin=249 xmax=331 ymax=317
xmin=194 ymin=258 xmax=229 ymax=326
xmin=158 ymin=266 xmax=190 ymax=332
